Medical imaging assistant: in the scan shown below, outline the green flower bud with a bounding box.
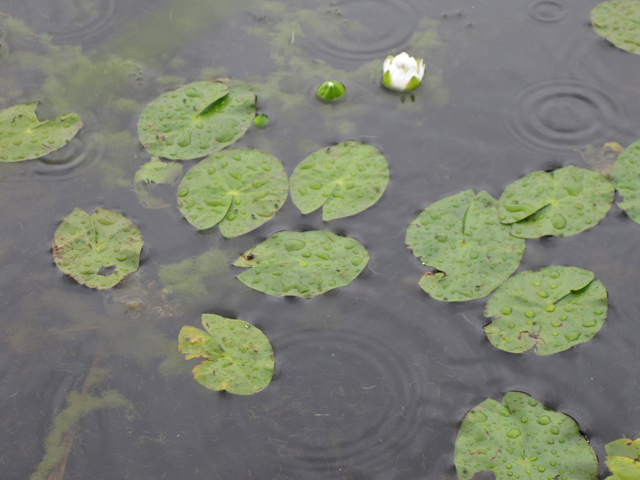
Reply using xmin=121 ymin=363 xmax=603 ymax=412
xmin=316 ymin=81 xmax=346 ymax=102
xmin=253 ymin=113 xmax=269 ymax=128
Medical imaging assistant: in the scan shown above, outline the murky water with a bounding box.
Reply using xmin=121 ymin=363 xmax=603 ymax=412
xmin=2 ymin=0 xmax=640 ymax=478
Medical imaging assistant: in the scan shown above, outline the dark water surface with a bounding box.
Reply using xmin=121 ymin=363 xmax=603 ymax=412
xmin=1 ymin=0 xmax=640 ymax=478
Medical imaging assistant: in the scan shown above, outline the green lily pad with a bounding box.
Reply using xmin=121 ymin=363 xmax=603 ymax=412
xmin=290 ymin=141 xmax=390 ymax=221
xmin=498 ymin=166 xmax=614 ymax=238
xmin=138 ymin=81 xmax=256 ymax=160
xmin=484 ymin=266 xmax=608 ymax=355
xmin=455 ymin=392 xmax=598 ymax=480
xmin=134 ymin=157 xmax=184 ymax=209
xmin=405 ymin=190 xmax=525 ymax=302
xmin=176 ymin=148 xmax=288 ymax=237
xmin=610 ymin=139 xmax=640 ymax=224
xmin=233 ymin=231 xmax=369 ymax=298
xmin=53 ymin=208 xmax=143 ymax=289
xmin=605 ymin=438 xmax=640 ymax=480
xmin=0 ymin=102 xmax=82 ymax=163
xmin=591 ymin=1 xmax=640 ymax=55
xmin=178 ymin=314 xmax=274 ymax=395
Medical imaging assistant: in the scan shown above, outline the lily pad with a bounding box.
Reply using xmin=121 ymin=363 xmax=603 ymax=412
xmin=176 ymin=148 xmax=288 ymax=237
xmin=178 ymin=314 xmax=274 ymax=395
xmin=405 ymin=190 xmax=525 ymax=302
xmin=498 ymin=165 xmax=614 ymax=238
xmin=610 ymin=139 xmax=640 ymax=224
xmin=0 ymin=102 xmax=82 ymax=162
xmin=484 ymin=266 xmax=608 ymax=355
xmin=605 ymin=438 xmax=640 ymax=480
xmin=290 ymin=141 xmax=390 ymax=221
xmin=53 ymin=208 xmax=143 ymax=289
xmin=134 ymin=157 xmax=184 ymax=209
xmin=455 ymin=392 xmax=598 ymax=480
xmin=138 ymin=81 xmax=256 ymax=160
xmin=233 ymin=231 xmax=369 ymax=298
xmin=591 ymin=1 xmax=640 ymax=55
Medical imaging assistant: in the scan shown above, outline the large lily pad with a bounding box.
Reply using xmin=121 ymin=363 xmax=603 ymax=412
xmin=0 ymin=102 xmax=82 ymax=163
xmin=233 ymin=231 xmax=369 ymax=298
xmin=405 ymin=190 xmax=525 ymax=302
xmin=176 ymin=148 xmax=288 ymax=237
xmin=591 ymin=1 xmax=640 ymax=55
xmin=138 ymin=81 xmax=256 ymax=160
xmin=53 ymin=208 xmax=143 ymax=289
xmin=484 ymin=266 xmax=608 ymax=355
xmin=178 ymin=314 xmax=274 ymax=395
xmin=610 ymin=139 xmax=640 ymax=224
xmin=455 ymin=392 xmax=598 ymax=480
xmin=605 ymin=438 xmax=640 ymax=480
xmin=134 ymin=157 xmax=184 ymax=209
xmin=498 ymin=166 xmax=614 ymax=238
xmin=289 ymin=141 xmax=390 ymax=220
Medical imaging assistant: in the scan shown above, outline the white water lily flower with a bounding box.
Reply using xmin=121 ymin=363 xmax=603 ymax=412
xmin=382 ymin=52 xmax=426 ymax=92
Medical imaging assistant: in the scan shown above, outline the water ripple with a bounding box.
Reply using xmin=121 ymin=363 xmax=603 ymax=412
xmin=302 ymin=0 xmax=419 ymax=67
xmin=527 ymin=0 xmax=567 ymax=23
xmin=18 ymin=0 xmax=122 ymax=44
xmin=231 ymin=324 xmax=427 ymax=476
xmin=507 ymin=78 xmax=628 ymax=154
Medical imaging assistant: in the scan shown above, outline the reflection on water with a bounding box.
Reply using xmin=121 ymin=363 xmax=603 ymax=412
xmin=2 ymin=0 xmax=640 ymax=478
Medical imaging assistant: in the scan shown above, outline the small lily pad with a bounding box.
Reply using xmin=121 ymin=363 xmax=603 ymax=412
xmin=405 ymin=190 xmax=525 ymax=302
xmin=178 ymin=314 xmax=274 ymax=395
xmin=233 ymin=231 xmax=369 ymax=298
xmin=484 ymin=266 xmax=608 ymax=355
xmin=0 ymin=102 xmax=82 ymax=162
xmin=134 ymin=157 xmax=184 ymax=209
xmin=176 ymin=148 xmax=288 ymax=237
xmin=610 ymin=139 xmax=640 ymax=224
xmin=498 ymin=165 xmax=614 ymax=238
xmin=290 ymin=141 xmax=390 ymax=221
xmin=591 ymin=1 xmax=640 ymax=55
xmin=605 ymin=438 xmax=640 ymax=480
xmin=138 ymin=81 xmax=256 ymax=160
xmin=53 ymin=208 xmax=143 ymax=289
xmin=455 ymin=392 xmax=598 ymax=480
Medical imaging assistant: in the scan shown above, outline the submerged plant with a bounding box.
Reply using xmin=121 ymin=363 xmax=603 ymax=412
xmin=382 ymin=52 xmax=426 ymax=92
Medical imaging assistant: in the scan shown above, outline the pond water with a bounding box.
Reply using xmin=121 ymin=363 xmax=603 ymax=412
xmin=1 ymin=0 xmax=640 ymax=478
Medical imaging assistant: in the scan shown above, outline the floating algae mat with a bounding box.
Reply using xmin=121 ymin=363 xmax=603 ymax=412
xmin=4 ymin=0 xmax=640 ymax=478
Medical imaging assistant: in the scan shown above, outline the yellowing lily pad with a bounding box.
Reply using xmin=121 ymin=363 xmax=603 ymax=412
xmin=178 ymin=314 xmax=274 ymax=395
xmin=53 ymin=208 xmax=143 ymax=289
xmin=134 ymin=157 xmax=184 ymax=209
xmin=498 ymin=165 xmax=614 ymax=238
xmin=0 ymin=102 xmax=82 ymax=162
xmin=176 ymin=148 xmax=288 ymax=237
xmin=233 ymin=231 xmax=369 ymax=298
xmin=610 ymin=139 xmax=640 ymax=225
xmin=138 ymin=81 xmax=256 ymax=160
xmin=405 ymin=190 xmax=525 ymax=302
xmin=290 ymin=141 xmax=390 ymax=220
xmin=455 ymin=392 xmax=598 ymax=480
xmin=605 ymin=438 xmax=640 ymax=480
xmin=484 ymin=266 xmax=608 ymax=355
xmin=591 ymin=1 xmax=640 ymax=54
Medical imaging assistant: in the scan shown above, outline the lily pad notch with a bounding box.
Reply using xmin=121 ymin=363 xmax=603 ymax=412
xmin=138 ymin=81 xmax=256 ymax=160
xmin=53 ymin=207 xmax=143 ymax=289
xmin=233 ymin=231 xmax=369 ymax=298
xmin=0 ymin=102 xmax=82 ymax=162
xmin=178 ymin=314 xmax=274 ymax=395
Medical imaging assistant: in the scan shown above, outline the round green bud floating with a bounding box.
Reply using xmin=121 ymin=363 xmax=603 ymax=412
xmin=316 ymin=81 xmax=346 ymax=102
xmin=253 ymin=113 xmax=269 ymax=128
